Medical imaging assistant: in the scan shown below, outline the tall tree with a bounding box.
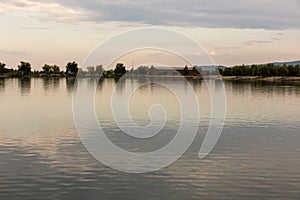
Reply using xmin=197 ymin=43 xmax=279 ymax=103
xmin=66 ymin=61 xmax=79 ymax=74
xmin=260 ymin=66 xmax=271 ymax=77
xmin=96 ymin=65 xmax=104 ymax=75
xmin=42 ymin=64 xmax=52 ymax=74
xmin=295 ymin=65 xmax=300 ymax=76
xmin=87 ymin=66 xmax=95 ymax=74
xmin=276 ymin=66 xmax=289 ymax=76
xmin=183 ymin=65 xmax=189 ymax=76
xmin=0 ymin=62 xmax=6 ymax=74
xmin=114 ymin=63 xmax=126 ymax=76
xmin=52 ymin=65 xmax=60 ymax=74
xmin=18 ymin=61 xmax=31 ymax=75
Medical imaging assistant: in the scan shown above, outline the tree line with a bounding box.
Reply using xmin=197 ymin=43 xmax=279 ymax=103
xmin=0 ymin=61 xmax=80 ymax=77
xmin=219 ymin=64 xmax=300 ymax=77
xmin=2 ymin=60 xmax=300 ymax=78
xmin=0 ymin=61 xmax=154 ymax=78
xmin=0 ymin=61 xmax=128 ymax=78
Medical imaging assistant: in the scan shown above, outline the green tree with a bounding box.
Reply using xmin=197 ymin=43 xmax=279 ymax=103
xmin=77 ymin=68 xmax=85 ymax=76
xmin=269 ymin=65 xmax=276 ymax=76
xmin=183 ymin=65 xmax=189 ymax=76
xmin=218 ymin=68 xmax=224 ymax=75
xmin=251 ymin=65 xmax=258 ymax=76
xmin=114 ymin=63 xmax=126 ymax=76
xmin=42 ymin=64 xmax=52 ymax=74
xmin=295 ymin=65 xmax=300 ymax=76
xmin=223 ymin=67 xmax=233 ymax=76
xmin=87 ymin=66 xmax=95 ymax=74
xmin=18 ymin=61 xmax=31 ymax=75
xmin=96 ymin=65 xmax=104 ymax=75
xmin=66 ymin=61 xmax=78 ymax=75
xmin=259 ymin=66 xmax=271 ymax=77
xmin=136 ymin=66 xmax=149 ymax=75
xmin=42 ymin=64 xmax=60 ymax=74
xmin=104 ymin=69 xmax=115 ymax=78
xmin=232 ymin=66 xmax=244 ymax=76
xmin=0 ymin=62 xmax=6 ymax=74
xmin=287 ymin=65 xmax=295 ymax=76
xmin=52 ymin=65 xmax=60 ymax=74
xmin=276 ymin=66 xmax=289 ymax=76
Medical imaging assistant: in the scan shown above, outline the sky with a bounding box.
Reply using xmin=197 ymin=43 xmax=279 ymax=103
xmin=1 ymin=0 xmax=300 ymax=69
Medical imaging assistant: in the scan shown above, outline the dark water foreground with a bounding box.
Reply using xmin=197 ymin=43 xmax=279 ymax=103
xmin=0 ymin=78 xmax=299 ymax=199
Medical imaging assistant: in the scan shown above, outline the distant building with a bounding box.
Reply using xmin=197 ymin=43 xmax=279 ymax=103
xmin=149 ymin=66 xmax=200 ymax=77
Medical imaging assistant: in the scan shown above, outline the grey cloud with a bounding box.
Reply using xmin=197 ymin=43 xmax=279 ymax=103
xmin=243 ymin=40 xmax=274 ymax=46
xmin=270 ymin=37 xmax=281 ymax=41
xmin=216 ymin=46 xmax=240 ymax=50
xmin=21 ymin=27 xmax=49 ymax=30
xmin=7 ymin=0 xmax=300 ymax=29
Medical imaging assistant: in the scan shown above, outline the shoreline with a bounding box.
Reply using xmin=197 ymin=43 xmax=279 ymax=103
xmin=2 ymin=75 xmax=300 ymax=82
xmin=222 ymin=76 xmax=300 ymax=82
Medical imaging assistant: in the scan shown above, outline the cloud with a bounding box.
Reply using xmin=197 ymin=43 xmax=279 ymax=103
xmin=243 ymin=40 xmax=274 ymax=46
xmin=0 ymin=49 xmax=27 ymax=56
xmin=21 ymin=26 xmax=49 ymax=30
xmin=216 ymin=46 xmax=240 ymax=50
xmin=1 ymin=0 xmax=300 ymax=29
xmin=0 ymin=0 xmax=90 ymax=22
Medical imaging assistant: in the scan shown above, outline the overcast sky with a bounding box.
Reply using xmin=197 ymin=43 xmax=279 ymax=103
xmin=1 ymin=0 xmax=300 ymax=68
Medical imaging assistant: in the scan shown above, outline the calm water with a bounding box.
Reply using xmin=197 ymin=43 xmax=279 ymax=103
xmin=0 ymin=77 xmax=300 ymax=199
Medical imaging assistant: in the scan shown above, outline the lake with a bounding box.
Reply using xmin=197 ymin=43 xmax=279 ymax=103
xmin=0 ymin=77 xmax=300 ymax=199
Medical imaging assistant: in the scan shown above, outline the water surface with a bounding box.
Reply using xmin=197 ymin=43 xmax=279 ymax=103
xmin=0 ymin=78 xmax=300 ymax=199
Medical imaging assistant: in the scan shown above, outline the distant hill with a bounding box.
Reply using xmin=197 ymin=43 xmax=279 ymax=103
xmin=228 ymin=60 xmax=300 ymax=68
xmin=198 ymin=65 xmax=226 ymax=70
xmin=273 ymin=60 xmax=300 ymax=66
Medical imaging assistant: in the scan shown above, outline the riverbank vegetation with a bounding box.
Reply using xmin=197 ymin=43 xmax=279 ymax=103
xmin=219 ymin=63 xmax=300 ymax=77
xmin=0 ymin=61 xmax=128 ymax=78
xmin=1 ymin=61 xmax=300 ymax=79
